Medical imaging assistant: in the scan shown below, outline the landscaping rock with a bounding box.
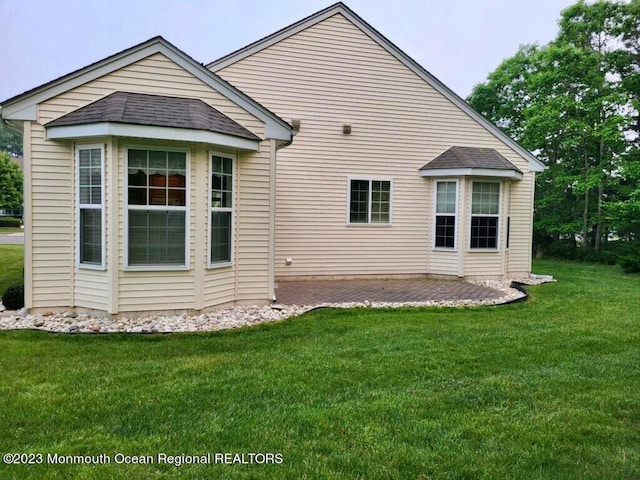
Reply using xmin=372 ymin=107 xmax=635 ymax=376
xmin=0 ymin=275 xmax=554 ymax=334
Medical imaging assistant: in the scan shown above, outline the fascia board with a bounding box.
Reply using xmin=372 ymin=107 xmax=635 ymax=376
xmin=46 ymin=122 xmax=260 ymax=151
xmin=419 ymin=168 xmax=523 ymax=181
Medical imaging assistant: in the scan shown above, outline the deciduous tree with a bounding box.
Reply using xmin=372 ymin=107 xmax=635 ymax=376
xmin=468 ymin=0 xmax=639 ymax=260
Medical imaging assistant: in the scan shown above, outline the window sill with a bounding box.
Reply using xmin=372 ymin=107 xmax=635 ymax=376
xmin=124 ymin=265 xmax=190 ymax=272
xmin=467 ymin=249 xmax=501 ymax=253
xmin=432 ymin=248 xmax=457 ymax=252
xmin=78 ymin=263 xmax=106 ymax=271
xmin=207 ymin=261 xmax=233 ymax=270
xmin=346 ymin=223 xmax=393 ymax=227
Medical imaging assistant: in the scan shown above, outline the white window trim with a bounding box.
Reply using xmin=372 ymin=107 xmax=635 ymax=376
xmin=433 ymin=179 xmax=458 ymax=251
xmin=76 ymin=143 xmax=106 ymax=270
xmin=208 ymin=151 xmax=236 ymax=269
xmin=123 ymin=145 xmax=191 ymax=271
xmin=469 ymin=180 xmax=501 ymax=251
xmin=346 ymin=176 xmax=393 ymax=226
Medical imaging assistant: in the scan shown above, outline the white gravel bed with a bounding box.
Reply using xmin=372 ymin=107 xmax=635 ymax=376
xmin=0 ymin=275 xmax=553 ymax=334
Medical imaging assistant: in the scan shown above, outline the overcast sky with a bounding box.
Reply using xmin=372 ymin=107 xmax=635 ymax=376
xmin=0 ymin=0 xmax=576 ymax=103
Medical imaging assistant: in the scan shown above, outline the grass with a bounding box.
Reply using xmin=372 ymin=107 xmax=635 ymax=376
xmin=0 ymin=245 xmax=23 ymax=294
xmin=0 ymin=259 xmax=638 ymax=479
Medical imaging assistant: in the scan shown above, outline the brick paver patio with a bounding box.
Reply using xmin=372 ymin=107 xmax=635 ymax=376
xmin=275 ymin=278 xmax=504 ymax=306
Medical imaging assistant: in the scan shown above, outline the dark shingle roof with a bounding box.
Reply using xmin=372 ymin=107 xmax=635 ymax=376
xmin=420 ymin=146 xmax=523 ymax=173
xmin=45 ymin=91 xmax=261 ymax=141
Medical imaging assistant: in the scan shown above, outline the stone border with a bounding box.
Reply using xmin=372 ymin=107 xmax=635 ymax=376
xmin=0 ymin=276 xmax=555 ymax=334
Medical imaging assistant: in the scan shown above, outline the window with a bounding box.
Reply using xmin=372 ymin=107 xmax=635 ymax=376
xmin=77 ymin=146 xmax=104 ymax=268
xmin=470 ymin=182 xmax=500 ymax=249
xmin=435 ymin=181 xmax=457 ymax=248
xmin=126 ymin=148 xmax=188 ymax=268
xmin=349 ymin=179 xmax=391 ymax=224
xmin=209 ymin=154 xmax=234 ymax=266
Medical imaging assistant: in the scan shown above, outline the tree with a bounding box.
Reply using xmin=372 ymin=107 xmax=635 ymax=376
xmin=0 ymin=152 xmax=23 ymax=210
xmin=0 ymin=121 xmax=23 ymax=157
xmin=467 ymin=0 xmax=640 ymax=259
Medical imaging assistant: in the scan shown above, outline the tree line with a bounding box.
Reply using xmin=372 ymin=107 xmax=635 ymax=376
xmin=468 ymin=0 xmax=639 ymax=271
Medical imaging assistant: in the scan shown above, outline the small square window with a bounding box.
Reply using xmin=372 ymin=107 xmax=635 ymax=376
xmin=349 ymin=179 xmax=391 ymax=224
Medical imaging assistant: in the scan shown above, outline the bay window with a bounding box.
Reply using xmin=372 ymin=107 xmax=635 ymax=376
xmin=470 ymin=181 xmax=500 ymax=249
xmin=435 ymin=181 xmax=457 ymax=248
xmin=209 ymin=153 xmax=234 ymax=266
xmin=77 ymin=145 xmax=104 ymax=268
xmin=126 ymin=148 xmax=188 ymax=268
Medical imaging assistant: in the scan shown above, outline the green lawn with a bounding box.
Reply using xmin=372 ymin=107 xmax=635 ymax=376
xmin=0 ymin=245 xmax=23 ymax=294
xmin=0 ymin=260 xmax=638 ymax=479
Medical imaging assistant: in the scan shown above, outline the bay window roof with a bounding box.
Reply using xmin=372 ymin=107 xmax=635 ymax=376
xmin=420 ymin=146 xmax=524 ymax=180
xmin=45 ymin=91 xmax=262 ymax=150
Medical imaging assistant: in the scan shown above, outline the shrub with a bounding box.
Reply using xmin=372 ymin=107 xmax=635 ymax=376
xmin=2 ymin=285 xmax=24 ymax=310
xmin=0 ymin=218 xmax=22 ymax=228
xmin=616 ymin=241 xmax=640 ymax=273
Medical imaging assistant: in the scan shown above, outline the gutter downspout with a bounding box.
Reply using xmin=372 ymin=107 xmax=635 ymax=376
xmin=2 ymin=117 xmax=24 ymax=136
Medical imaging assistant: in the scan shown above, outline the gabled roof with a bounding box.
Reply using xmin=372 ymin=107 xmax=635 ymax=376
xmin=207 ymin=2 xmax=545 ymax=173
xmin=1 ymin=36 xmax=291 ymax=143
xmin=46 ymin=92 xmax=260 ymax=141
xmin=420 ymin=146 xmax=523 ymax=181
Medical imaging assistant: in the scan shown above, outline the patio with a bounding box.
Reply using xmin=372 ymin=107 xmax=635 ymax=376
xmin=274 ymin=277 xmax=509 ymax=306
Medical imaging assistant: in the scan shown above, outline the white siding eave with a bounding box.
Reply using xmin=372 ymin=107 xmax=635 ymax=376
xmin=420 ymin=168 xmax=523 ymax=181
xmin=47 ymin=123 xmax=260 ymax=151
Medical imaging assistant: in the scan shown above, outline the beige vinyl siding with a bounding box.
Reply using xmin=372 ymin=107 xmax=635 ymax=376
xmin=216 ymin=13 xmax=533 ymax=278
xmin=235 ymin=142 xmax=273 ymax=302
xmin=74 ymin=269 xmax=109 ymax=310
xmin=506 ymin=174 xmax=536 ymax=274
xmin=203 ymin=267 xmax=235 ymax=307
xmin=117 ymin=273 xmax=195 ymax=311
xmin=28 ymin=122 xmax=73 ymax=308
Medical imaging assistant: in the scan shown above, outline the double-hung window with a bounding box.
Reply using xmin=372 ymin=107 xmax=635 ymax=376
xmin=209 ymin=153 xmax=234 ymax=266
xmin=470 ymin=181 xmax=500 ymax=249
xmin=126 ymin=148 xmax=188 ymax=268
xmin=349 ymin=179 xmax=391 ymax=224
xmin=77 ymin=145 xmax=104 ymax=268
xmin=435 ymin=181 xmax=457 ymax=248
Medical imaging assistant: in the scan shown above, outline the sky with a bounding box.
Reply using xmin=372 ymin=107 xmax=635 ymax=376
xmin=0 ymin=0 xmax=577 ymax=103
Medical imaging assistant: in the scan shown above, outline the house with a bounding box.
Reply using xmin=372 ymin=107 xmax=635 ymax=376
xmin=0 ymin=2 xmax=544 ymax=315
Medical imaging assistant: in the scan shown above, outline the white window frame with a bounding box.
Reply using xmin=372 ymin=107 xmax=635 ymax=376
xmin=208 ymin=151 xmax=236 ymax=268
xmin=346 ymin=177 xmax=393 ymax=226
xmin=123 ymin=145 xmax=191 ymax=271
xmin=469 ymin=181 xmax=501 ymax=250
xmin=433 ymin=179 xmax=458 ymax=250
xmin=76 ymin=144 xmax=106 ymax=270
